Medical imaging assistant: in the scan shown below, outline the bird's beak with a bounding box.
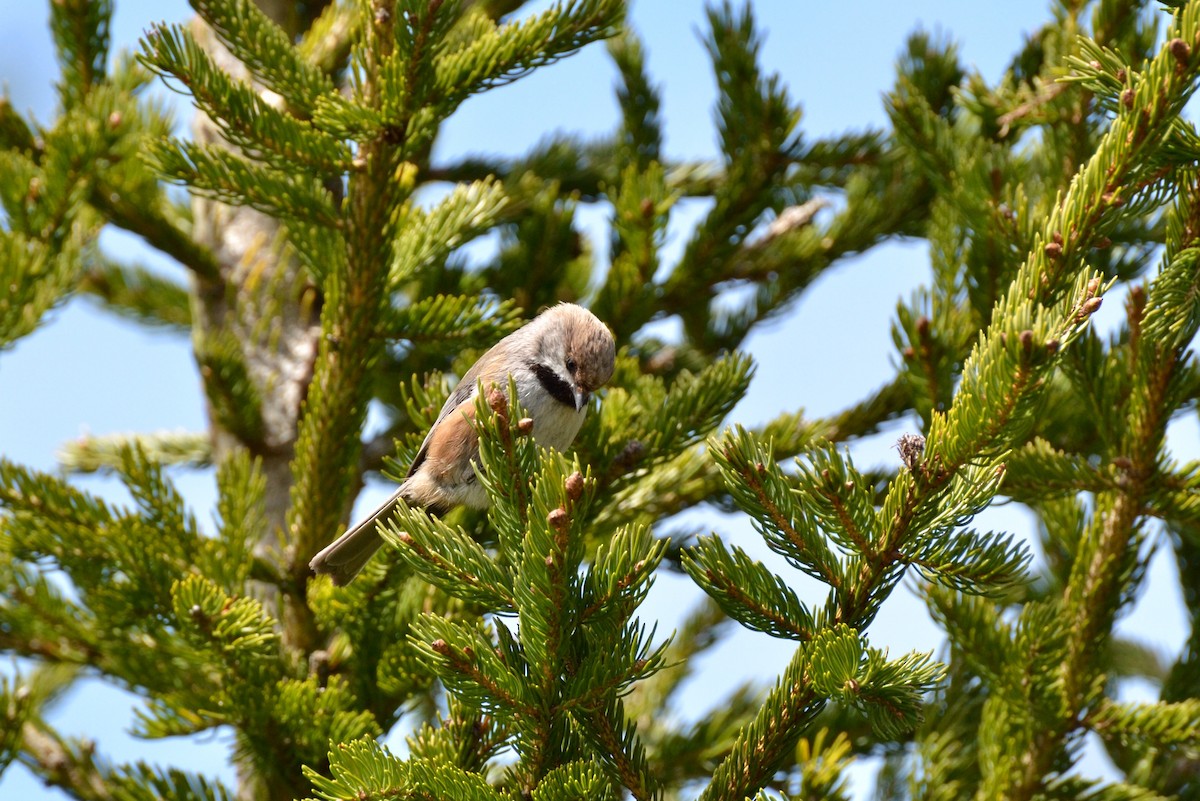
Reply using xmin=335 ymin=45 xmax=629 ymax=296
xmin=574 ymin=386 xmax=590 ymax=412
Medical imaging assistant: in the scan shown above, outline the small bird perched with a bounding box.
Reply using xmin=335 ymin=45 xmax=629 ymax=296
xmin=310 ymin=303 xmax=616 ymax=585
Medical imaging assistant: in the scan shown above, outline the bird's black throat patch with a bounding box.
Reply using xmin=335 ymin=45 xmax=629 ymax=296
xmin=532 ymin=362 xmax=576 ymax=409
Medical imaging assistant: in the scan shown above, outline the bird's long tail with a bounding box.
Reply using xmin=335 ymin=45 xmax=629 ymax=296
xmin=309 ymin=489 xmax=405 ymax=585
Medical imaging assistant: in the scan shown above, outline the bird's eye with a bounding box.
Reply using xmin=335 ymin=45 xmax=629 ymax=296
xmin=565 ymin=357 xmax=578 ymax=373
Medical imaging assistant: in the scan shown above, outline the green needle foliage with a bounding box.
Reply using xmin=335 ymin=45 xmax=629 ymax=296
xmin=4 ymin=0 xmax=1200 ymax=799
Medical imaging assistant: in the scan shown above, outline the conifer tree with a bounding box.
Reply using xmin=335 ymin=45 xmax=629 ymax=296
xmin=2 ymin=1 xmax=1200 ymax=800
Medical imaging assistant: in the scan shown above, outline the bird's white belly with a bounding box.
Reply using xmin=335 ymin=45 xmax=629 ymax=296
xmin=519 ymin=384 xmax=587 ymax=453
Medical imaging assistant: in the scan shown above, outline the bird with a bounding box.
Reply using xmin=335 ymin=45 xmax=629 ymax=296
xmin=309 ymin=302 xmax=616 ymax=585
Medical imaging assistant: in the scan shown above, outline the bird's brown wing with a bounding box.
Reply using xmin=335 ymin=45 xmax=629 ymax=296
xmin=404 ymin=347 xmax=511 ymax=479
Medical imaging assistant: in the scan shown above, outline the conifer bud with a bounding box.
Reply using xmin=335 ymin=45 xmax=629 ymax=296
xmin=548 ymin=507 xmax=569 ymax=532
xmin=487 ymin=386 xmax=507 ymax=417
xmin=517 ymin=417 xmax=534 ymax=436
xmin=614 ymin=439 xmax=645 ymax=472
xmin=1044 ymin=241 xmax=1062 ymax=259
xmin=896 ymin=433 xmax=925 ymax=471
xmin=1170 ymin=38 xmax=1191 ymax=69
xmin=565 ymin=472 xmax=584 ymax=501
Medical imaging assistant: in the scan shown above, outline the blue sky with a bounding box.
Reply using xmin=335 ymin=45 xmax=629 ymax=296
xmin=0 ymin=1 xmax=1190 ymax=798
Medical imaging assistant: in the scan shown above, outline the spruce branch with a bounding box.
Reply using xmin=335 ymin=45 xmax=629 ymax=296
xmin=298 ymin=0 xmax=360 ymax=77
xmin=0 ymin=564 xmax=102 ymax=667
xmin=976 ymin=11 xmax=1200 ymax=790
xmin=0 ymin=692 xmax=25 ymax=778
xmin=608 ymin=29 xmax=662 ymax=169
xmin=907 ymin=526 xmax=1031 ymax=594
xmin=1018 ymin=13 xmax=1200 ymax=312
xmin=209 ymin=450 xmax=268 ymax=593
xmin=453 ymin=386 xmax=533 ymax=562
xmin=409 ymin=615 xmax=539 ymax=721
xmin=529 ymin=762 xmax=619 ymax=801
xmin=706 ymin=429 xmax=842 ymax=587
xmin=147 ymin=140 xmax=339 ymax=227
xmin=50 ymin=0 xmax=112 ymax=108
xmin=382 ymin=294 xmax=523 ymax=349
xmin=0 ymin=88 xmax=160 ymax=346
xmin=592 ymin=163 xmax=675 ymax=342
xmin=405 ymin=703 xmax=508 ymax=775
xmin=697 ymin=637 xmax=827 ymax=801
xmin=579 ymin=523 xmax=666 ymax=627
xmin=511 ymin=463 xmax=591 ymax=789
xmin=109 ymin=763 xmax=235 ymax=801
xmin=303 ymin=739 xmax=406 ymax=801
xmin=0 ymin=96 xmax=37 ymax=152
xmin=285 ymin=7 xmax=404 ymax=621
xmin=665 ymin=2 xmax=800 ymax=341
xmin=1090 ymin=698 xmax=1200 ymax=748
xmin=140 ymin=22 xmax=351 ymax=173
xmin=998 ymin=205 xmax=1200 ymax=799
xmin=15 ymin=0 xmax=1200 ymax=798
xmin=599 ymin=377 xmax=911 ymax=531
xmin=188 ymin=0 xmax=335 ymax=113
xmin=683 ymin=536 xmax=815 ymax=641
xmin=0 ymin=230 xmax=78 ymax=350
xmin=426 ymin=150 xmax=722 ymax=203
xmin=306 ymin=741 xmax=507 ymax=801
xmin=1000 ymin=437 xmax=1116 ymax=504
xmin=692 ymin=4 xmax=1200 ymax=791
xmin=389 ymin=178 xmax=513 ymax=288
xmin=78 ymin=257 xmax=194 ymax=332
xmin=194 ymin=327 xmax=267 ymax=447
xmin=384 ymin=381 xmax=667 ymax=799
xmin=381 ymin=507 xmax=517 ymax=611
xmin=431 ymin=0 xmax=624 ymax=115
xmin=57 ymin=430 xmax=212 ymax=473
xmin=87 ymin=182 xmax=223 ymax=283
xmin=18 ymin=721 xmax=114 ymax=801
xmin=564 ymin=622 xmax=668 ymax=711
xmin=570 ymin=701 xmax=659 ymax=801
